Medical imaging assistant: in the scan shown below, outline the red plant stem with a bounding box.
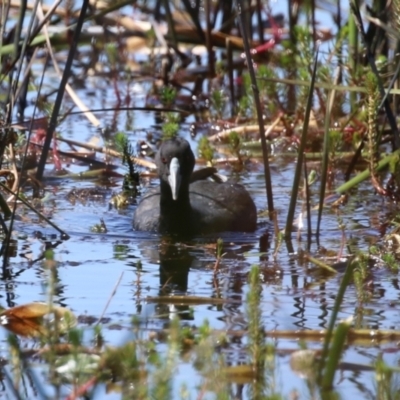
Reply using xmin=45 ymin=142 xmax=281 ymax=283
xmin=65 ymin=376 xmax=97 ymax=400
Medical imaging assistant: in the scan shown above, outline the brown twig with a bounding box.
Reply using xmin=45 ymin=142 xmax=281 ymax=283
xmin=0 ymin=182 xmax=70 ymax=239
xmin=35 ymin=0 xmax=91 ymax=182
xmin=96 ymin=272 xmax=124 ymax=326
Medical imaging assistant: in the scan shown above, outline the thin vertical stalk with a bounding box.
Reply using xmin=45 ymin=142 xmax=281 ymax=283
xmin=351 ymin=1 xmax=400 ymax=150
xmin=246 ymin=0 xmax=253 ymax=41
xmin=237 ymin=0 xmax=274 ymax=216
xmin=35 ymin=0 xmax=90 ymax=181
xmin=247 ymin=266 xmax=265 ymax=374
xmin=11 ymin=0 xmax=42 ymax=124
xmin=1 ymin=1 xmax=26 ymax=168
xmin=12 ymin=0 xmax=26 ymax=64
xmin=287 ymin=0 xmax=298 ymax=112
xmin=256 ymin=0 xmax=264 ymax=44
xmin=394 ymin=0 xmax=400 ymax=113
xmin=336 ymin=0 xmax=342 ymax=85
xmin=377 ymin=59 xmax=400 ymax=112
xmin=226 ymin=38 xmax=235 ymax=117
xmin=11 ymin=0 xmax=39 ymax=95
xmin=220 ymin=0 xmax=234 ymax=34
xmin=348 ymin=12 xmax=358 ymax=111
xmin=205 ymin=0 xmax=214 ymax=92
xmin=316 ymin=80 xmax=338 ymax=237
xmin=163 ymin=0 xmax=178 ymax=51
xmin=320 ymin=317 xmax=352 ymax=390
xmin=0 ymin=0 xmax=10 ymax=68
xmin=181 ymin=0 xmax=205 ymax=42
xmin=285 ymin=47 xmax=319 ymax=239
xmin=0 ymin=53 xmax=69 ymax=269
xmin=318 ymin=258 xmax=356 ymax=385
xmin=303 ymin=155 xmax=312 ymax=248
xmin=311 ymin=0 xmax=316 ymax=51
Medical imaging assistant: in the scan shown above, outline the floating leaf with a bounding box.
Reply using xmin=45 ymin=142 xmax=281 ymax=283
xmin=0 ymin=302 xmax=77 ymax=337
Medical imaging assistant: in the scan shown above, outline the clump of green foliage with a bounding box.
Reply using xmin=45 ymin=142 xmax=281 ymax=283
xmin=114 ymin=132 xmax=140 ymax=195
xmin=238 ymin=65 xmax=281 ymax=119
xmin=198 ymin=136 xmax=214 ymax=163
xmin=162 ymin=113 xmax=180 ymax=139
xmin=210 ymin=89 xmax=226 ymax=120
xmin=365 ymin=72 xmax=380 ymax=165
xmin=160 ymin=86 xmax=177 ymax=107
xmin=228 ymin=131 xmax=242 ymax=162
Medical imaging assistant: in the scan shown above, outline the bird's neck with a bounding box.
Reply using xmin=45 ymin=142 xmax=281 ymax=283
xmin=159 ymin=180 xmax=191 ymax=212
xmin=159 ymin=180 xmax=193 ymax=235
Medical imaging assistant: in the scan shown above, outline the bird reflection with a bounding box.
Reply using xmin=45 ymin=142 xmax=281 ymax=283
xmin=158 ymin=241 xmax=192 ymax=294
xmin=157 ymin=240 xmax=194 ymax=320
xmin=134 ymin=233 xmax=259 ymax=322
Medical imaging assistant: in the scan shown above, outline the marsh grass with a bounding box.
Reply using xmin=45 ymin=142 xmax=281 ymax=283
xmin=2 ymin=0 xmax=400 ymax=398
xmin=2 ymin=248 xmax=400 ymax=397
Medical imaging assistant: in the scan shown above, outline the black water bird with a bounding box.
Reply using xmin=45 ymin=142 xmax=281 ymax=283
xmin=133 ymin=138 xmax=257 ymax=235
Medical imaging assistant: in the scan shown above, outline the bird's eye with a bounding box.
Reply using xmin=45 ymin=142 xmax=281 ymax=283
xmin=161 ymin=157 xmax=168 ymax=164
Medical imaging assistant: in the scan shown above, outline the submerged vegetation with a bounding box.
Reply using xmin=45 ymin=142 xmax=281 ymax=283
xmin=1 ymin=0 xmax=400 ymax=398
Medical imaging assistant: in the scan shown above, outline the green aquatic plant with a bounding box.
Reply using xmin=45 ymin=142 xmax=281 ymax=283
xmin=151 ymin=317 xmax=179 ymax=400
xmin=160 ymin=86 xmax=177 ymax=107
xmin=114 ymin=132 xmax=140 ymax=196
xmin=375 ymin=355 xmax=400 ymax=400
xmin=210 ymin=89 xmax=226 ymax=119
xmin=247 ymin=266 xmax=265 ymax=372
xmin=162 ymin=113 xmax=180 ymax=139
xmin=382 ymin=253 xmax=398 ymax=272
xmin=198 ymin=136 xmax=214 ymax=164
xmin=352 ymin=254 xmax=371 ymax=303
xmin=228 ymin=130 xmax=242 ymax=162
xmin=365 ymin=72 xmax=380 ymax=167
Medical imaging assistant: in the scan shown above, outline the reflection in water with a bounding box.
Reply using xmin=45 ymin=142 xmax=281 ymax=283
xmin=1 ymin=235 xmax=67 ymax=309
xmin=135 ymin=234 xmax=258 ymax=322
xmin=158 ymin=242 xmax=192 ymax=294
xmin=158 ymin=242 xmax=193 ymax=320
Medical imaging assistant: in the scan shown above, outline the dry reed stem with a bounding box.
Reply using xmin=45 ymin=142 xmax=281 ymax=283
xmin=36 ymin=3 xmax=101 ymax=128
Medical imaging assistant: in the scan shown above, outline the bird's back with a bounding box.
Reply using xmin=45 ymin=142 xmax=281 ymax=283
xmin=132 ymin=187 xmax=161 ymax=232
xmin=189 ymin=180 xmax=257 ymax=233
xmin=133 ymin=180 xmax=257 ymax=234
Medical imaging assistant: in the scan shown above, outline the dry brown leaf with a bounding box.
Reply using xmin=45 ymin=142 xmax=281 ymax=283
xmin=0 ymin=302 xmax=76 ymax=337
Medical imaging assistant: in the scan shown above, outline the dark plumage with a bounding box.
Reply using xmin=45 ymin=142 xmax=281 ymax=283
xmin=133 ymin=138 xmax=257 ymax=235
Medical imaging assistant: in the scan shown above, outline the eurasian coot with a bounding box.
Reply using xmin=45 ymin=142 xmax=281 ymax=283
xmin=133 ymin=138 xmax=257 ymax=235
